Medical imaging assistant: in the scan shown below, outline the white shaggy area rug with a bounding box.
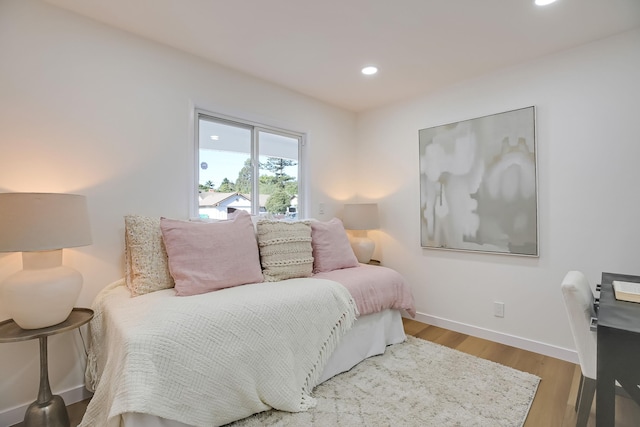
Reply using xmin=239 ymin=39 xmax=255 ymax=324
xmin=229 ymin=336 xmax=540 ymax=427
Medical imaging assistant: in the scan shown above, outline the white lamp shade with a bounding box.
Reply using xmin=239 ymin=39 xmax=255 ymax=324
xmin=342 ymin=203 xmax=379 ymax=230
xmin=0 ymin=193 xmax=91 ymax=329
xmin=0 ymin=193 xmax=92 ymax=252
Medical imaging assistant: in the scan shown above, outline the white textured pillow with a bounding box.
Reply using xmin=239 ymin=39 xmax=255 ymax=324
xmin=256 ymin=220 xmax=314 ymax=282
xmin=124 ymin=215 xmax=174 ymax=296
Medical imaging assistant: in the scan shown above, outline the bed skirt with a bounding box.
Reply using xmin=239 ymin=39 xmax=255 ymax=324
xmin=121 ymin=309 xmax=406 ymax=427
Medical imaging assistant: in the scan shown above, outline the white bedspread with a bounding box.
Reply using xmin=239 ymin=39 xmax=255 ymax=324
xmin=80 ymin=278 xmax=358 ymax=427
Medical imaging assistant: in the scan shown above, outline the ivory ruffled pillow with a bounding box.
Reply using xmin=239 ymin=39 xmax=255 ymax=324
xmin=160 ymin=211 xmax=263 ymax=296
xmin=310 ymin=218 xmax=360 ymax=273
xmin=256 ymin=220 xmax=314 ymax=281
xmin=124 ymin=215 xmax=175 ymax=297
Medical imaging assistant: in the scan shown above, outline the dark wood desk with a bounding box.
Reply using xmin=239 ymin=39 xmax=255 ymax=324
xmin=596 ymin=272 xmax=640 ymax=426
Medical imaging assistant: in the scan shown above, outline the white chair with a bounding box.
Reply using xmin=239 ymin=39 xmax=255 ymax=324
xmin=561 ymin=270 xmax=598 ymax=427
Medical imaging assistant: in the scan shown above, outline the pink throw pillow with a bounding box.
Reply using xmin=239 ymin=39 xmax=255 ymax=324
xmin=160 ymin=211 xmax=263 ymax=296
xmin=310 ymin=218 xmax=359 ymax=273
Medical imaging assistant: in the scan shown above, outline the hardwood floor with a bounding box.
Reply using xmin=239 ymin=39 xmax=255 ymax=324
xmin=12 ymin=319 xmax=640 ymax=426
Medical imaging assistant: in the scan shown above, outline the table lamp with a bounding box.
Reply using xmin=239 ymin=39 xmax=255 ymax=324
xmin=342 ymin=203 xmax=379 ymax=264
xmin=0 ymin=193 xmax=92 ymax=329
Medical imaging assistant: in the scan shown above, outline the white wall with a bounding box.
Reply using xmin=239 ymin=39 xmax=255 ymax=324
xmin=356 ymin=28 xmax=640 ymax=357
xmin=0 ymin=0 xmax=356 ymax=418
xmin=2 ymin=0 xmax=639 ymax=421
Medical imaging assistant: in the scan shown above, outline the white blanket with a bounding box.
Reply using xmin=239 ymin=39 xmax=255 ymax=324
xmin=81 ymin=278 xmax=358 ymax=427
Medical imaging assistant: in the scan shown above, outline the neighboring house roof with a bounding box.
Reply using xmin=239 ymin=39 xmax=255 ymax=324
xmin=200 ymin=191 xmax=288 ymax=208
xmin=199 ymin=192 xmax=248 ymax=207
xmin=237 ymin=193 xmax=270 ymax=208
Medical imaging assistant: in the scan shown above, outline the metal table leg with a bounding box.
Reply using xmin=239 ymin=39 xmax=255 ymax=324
xmin=23 ymin=336 xmax=70 ymax=427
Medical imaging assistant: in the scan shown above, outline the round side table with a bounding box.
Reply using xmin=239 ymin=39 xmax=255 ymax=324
xmin=0 ymin=308 xmax=94 ymax=427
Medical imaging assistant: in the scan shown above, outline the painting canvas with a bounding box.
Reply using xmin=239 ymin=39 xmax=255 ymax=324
xmin=419 ymin=106 xmax=538 ymax=256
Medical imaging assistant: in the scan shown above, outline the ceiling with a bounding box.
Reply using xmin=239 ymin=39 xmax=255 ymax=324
xmin=43 ymin=0 xmax=640 ymax=112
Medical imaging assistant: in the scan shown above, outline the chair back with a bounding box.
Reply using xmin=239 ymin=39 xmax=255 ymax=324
xmin=561 ymin=271 xmax=597 ymax=379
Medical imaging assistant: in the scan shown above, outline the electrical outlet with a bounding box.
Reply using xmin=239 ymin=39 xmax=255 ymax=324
xmin=494 ymin=301 xmax=505 ymax=318
xmin=319 ymin=203 xmax=325 ymax=215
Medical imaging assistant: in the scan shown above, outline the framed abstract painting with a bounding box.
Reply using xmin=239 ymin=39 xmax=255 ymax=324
xmin=419 ymin=106 xmax=538 ymax=256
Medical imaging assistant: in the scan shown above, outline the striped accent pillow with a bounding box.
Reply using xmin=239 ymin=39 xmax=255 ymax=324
xmin=256 ymin=220 xmax=314 ymax=282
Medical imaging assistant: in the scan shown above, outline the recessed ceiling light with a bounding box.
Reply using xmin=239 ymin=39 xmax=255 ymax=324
xmin=210 ymin=135 xmax=219 ymax=140
xmin=361 ymin=66 xmax=378 ymax=75
xmin=534 ymin=0 xmax=557 ymax=6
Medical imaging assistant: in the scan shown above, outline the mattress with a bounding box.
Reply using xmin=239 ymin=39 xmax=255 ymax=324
xmin=121 ymin=308 xmax=406 ymax=427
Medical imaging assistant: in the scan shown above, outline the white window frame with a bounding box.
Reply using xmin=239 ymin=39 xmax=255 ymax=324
xmin=191 ymin=109 xmax=306 ymax=219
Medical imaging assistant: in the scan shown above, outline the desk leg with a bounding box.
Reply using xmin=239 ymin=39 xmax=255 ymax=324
xmin=23 ymin=336 xmax=70 ymax=427
xmin=597 ymin=331 xmax=616 ymax=427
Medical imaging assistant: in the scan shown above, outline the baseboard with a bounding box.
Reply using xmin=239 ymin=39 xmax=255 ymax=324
xmin=0 ymin=385 xmax=92 ymax=427
xmin=409 ymin=311 xmax=579 ymax=364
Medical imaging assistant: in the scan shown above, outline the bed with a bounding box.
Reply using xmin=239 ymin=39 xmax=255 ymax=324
xmin=79 ymin=213 xmax=415 ymax=427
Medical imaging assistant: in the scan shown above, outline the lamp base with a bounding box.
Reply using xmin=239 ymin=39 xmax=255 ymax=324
xmin=349 ymin=236 xmax=375 ymax=264
xmin=2 ymin=250 xmax=82 ymax=329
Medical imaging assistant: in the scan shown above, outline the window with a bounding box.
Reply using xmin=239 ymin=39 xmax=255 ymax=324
xmin=195 ymin=111 xmax=304 ymax=220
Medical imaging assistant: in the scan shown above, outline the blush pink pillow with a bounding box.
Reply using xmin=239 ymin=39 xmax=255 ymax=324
xmin=310 ymin=218 xmax=360 ymax=273
xmin=160 ymin=211 xmax=263 ymax=296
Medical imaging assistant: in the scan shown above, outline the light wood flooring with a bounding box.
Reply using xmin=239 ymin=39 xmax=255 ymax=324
xmin=403 ymin=318 xmax=640 ymax=427
xmin=12 ymin=318 xmax=640 ymax=426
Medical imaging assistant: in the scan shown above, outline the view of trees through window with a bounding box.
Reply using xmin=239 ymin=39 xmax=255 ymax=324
xmin=197 ymin=113 xmax=302 ymax=220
